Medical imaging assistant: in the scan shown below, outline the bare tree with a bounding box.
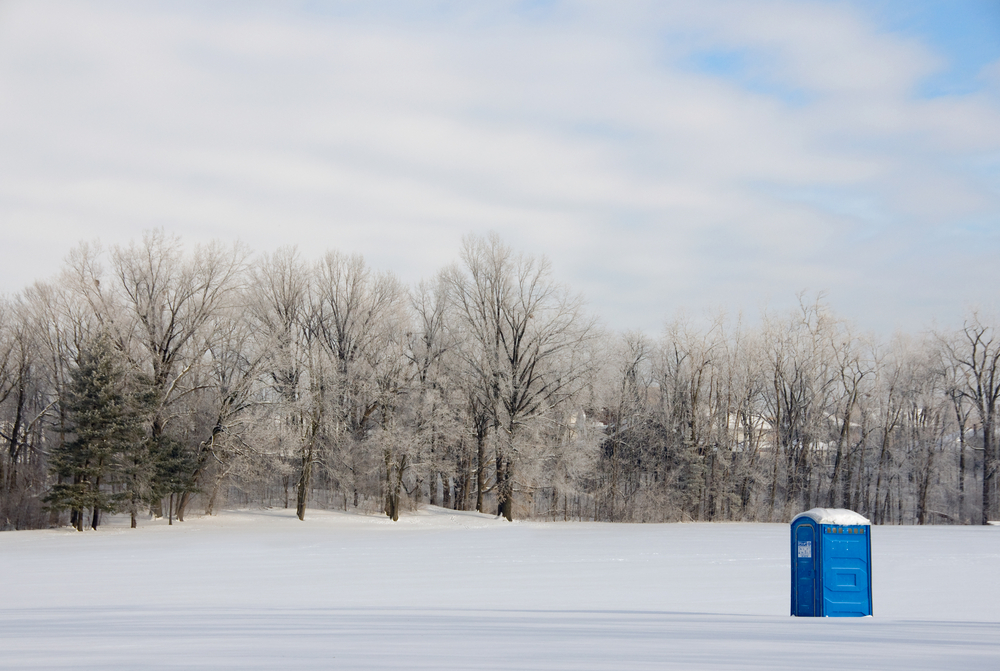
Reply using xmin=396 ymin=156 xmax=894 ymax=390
xmin=0 ymin=298 xmax=41 ymax=529
xmin=943 ymin=356 xmax=974 ymax=523
xmin=759 ymin=298 xmax=842 ymax=519
xmin=600 ymin=331 xmax=652 ymax=521
xmin=405 ymin=277 xmax=464 ymax=510
xmin=445 ymin=233 xmax=596 ymax=520
xmin=313 ymin=251 xmax=407 ymax=520
xmin=249 ymin=247 xmax=310 ymax=511
xmin=942 ymin=315 xmax=1000 ymax=524
xmin=186 ymin=294 xmax=275 ymax=517
xmin=825 ymin=328 xmax=871 ymax=508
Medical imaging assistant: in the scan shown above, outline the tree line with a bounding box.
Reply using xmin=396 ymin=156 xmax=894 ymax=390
xmin=0 ymin=230 xmax=997 ymax=530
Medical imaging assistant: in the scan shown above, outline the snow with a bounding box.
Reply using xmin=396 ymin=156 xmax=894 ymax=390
xmin=792 ymin=507 xmax=871 ymax=526
xmin=1 ymin=507 xmax=999 ymax=670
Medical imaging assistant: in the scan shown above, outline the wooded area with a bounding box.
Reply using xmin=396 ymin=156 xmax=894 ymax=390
xmin=1 ymin=230 xmax=997 ymax=530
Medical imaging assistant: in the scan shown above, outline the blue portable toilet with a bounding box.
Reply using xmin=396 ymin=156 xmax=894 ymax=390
xmin=791 ymin=508 xmax=872 ymax=617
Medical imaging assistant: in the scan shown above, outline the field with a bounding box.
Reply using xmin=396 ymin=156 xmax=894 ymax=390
xmin=1 ymin=507 xmax=999 ymax=669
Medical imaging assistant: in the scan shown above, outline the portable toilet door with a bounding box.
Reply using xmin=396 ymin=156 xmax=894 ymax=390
xmin=791 ymin=508 xmax=872 ymax=617
xmin=791 ymin=515 xmax=819 ymax=616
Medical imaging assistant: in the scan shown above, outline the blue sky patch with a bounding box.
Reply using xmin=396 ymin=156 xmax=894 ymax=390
xmin=682 ymin=47 xmax=812 ymax=107
xmin=865 ymin=0 xmax=1000 ymax=97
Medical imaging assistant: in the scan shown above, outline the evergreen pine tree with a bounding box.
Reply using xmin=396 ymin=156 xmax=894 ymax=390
xmin=45 ymin=334 xmax=153 ymax=530
xmin=114 ymin=377 xmax=157 ymax=528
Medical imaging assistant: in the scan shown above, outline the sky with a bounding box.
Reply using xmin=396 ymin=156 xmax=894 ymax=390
xmin=0 ymin=0 xmax=998 ymax=336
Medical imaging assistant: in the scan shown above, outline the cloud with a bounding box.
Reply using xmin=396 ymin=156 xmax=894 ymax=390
xmin=0 ymin=0 xmax=997 ymax=335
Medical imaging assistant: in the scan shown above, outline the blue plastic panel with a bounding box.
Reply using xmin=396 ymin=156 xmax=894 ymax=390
xmin=821 ymin=525 xmax=872 ymax=617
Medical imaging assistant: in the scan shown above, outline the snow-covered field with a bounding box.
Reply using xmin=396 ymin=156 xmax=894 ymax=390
xmin=2 ymin=507 xmax=998 ymax=670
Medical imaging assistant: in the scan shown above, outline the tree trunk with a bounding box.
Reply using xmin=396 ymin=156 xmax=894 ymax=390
xmin=453 ymin=438 xmax=469 ymax=511
xmin=874 ymin=427 xmax=891 ymax=525
xmin=768 ymin=386 xmax=781 ymax=521
xmin=91 ymin=475 xmax=101 ymax=530
xmin=827 ymin=396 xmax=855 ymax=507
xmin=206 ymin=470 xmax=227 ymax=516
xmin=296 ymin=442 xmax=313 ymax=521
xmin=384 ymin=451 xmax=398 ymax=521
xmin=842 ymin=436 xmax=859 ymax=513
xmin=982 ymin=419 xmax=995 ymax=525
xmin=916 ymin=425 xmax=941 ymax=525
xmin=130 ymin=492 xmax=139 ymax=529
xmin=475 ymin=428 xmax=486 ymax=513
xmin=6 ymin=382 xmax=24 ymax=489
xmin=383 ymin=452 xmax=406 ymax=521
xmin=175 ymin=494 xmax=186 ymax=522
xmin=496 ymin=446 xmax=513 ymax=522
xmin=958 ymin=430 xmax=967 ymax=524
xmin=442 ymin=473 xmax=451 ymax=509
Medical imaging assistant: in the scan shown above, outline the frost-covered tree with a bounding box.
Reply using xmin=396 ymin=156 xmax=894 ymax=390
xmin=313 ymin=251 xmax=408 ymax=520
xmin=1 ymin=231 xmax=994 ymax=529
xmin=942 ymin=316 xmax=1000 ymax=525
xmin=65 ymin=231 xmax=248 ymax=518
xmin=445 ymin=233 xmax=596 ymax=520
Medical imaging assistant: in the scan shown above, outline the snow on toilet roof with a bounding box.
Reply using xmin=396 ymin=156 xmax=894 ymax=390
xmin=791 ymin=508 xmax=871 ymax=526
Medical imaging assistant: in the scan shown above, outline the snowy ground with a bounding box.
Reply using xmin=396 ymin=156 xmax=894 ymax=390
xmin=1 ymin=507 xmax=999 ymax=670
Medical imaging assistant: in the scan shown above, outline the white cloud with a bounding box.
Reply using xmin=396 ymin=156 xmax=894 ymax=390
xmin=0 ymin=0 xmax=997 ymax=334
